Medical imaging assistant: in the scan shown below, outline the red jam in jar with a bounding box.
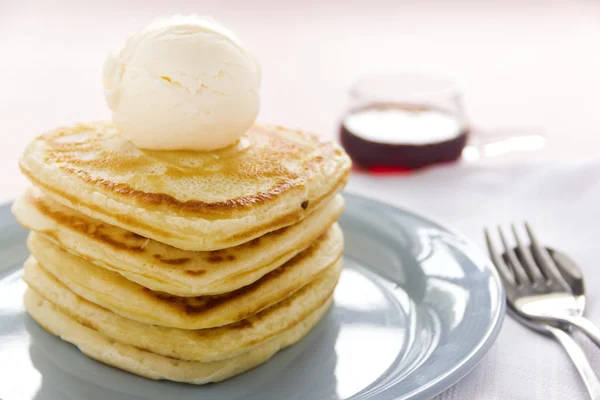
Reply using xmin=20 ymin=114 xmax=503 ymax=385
xmin=340 ymin=103 xmax=469 ymax=171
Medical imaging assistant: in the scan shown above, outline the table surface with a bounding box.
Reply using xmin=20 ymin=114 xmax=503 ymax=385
xmin=1 ymin=0 xmax=600 ymax=203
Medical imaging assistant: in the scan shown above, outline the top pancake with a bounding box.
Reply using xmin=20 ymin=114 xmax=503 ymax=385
xmin=19 ymin=122 xmax=351 ymax=251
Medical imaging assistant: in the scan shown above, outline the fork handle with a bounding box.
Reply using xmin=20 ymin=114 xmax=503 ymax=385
xmin=547 ymin=325 xmax=600 ymax=399
xmin=564 ymin=316 xmax=600 ymax=348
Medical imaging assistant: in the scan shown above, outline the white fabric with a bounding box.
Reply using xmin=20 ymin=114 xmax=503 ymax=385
xmin=347 ymin=160 xmax=600 ymax=400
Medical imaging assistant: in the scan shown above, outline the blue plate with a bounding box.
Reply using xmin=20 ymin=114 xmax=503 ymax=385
xmin=0 ymin=193 xmax=504 ymax=400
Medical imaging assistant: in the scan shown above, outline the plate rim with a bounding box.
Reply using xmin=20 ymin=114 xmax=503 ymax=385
xmin=341 ymin=191 xmax=505 ymax=400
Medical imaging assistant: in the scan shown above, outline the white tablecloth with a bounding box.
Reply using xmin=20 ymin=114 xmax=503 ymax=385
xmin=347 ymin=160 xmax=600 ymax=400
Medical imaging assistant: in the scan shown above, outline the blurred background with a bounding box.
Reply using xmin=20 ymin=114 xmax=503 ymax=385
xmin=1 ymin=0 xmax=599 ymax=201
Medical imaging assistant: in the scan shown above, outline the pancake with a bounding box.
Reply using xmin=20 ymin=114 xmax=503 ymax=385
xmin=24 ymin=288 xmax=333 ymax=384
xmin=23 ymin=257 xmax=341 ymax=362
xmin=19 ymin=122 xmax=351 ymax=251
xmin=14 ymin=187 xmax=344 ymax=296
xmin=27 ymin=225 xmax=343 ymax=329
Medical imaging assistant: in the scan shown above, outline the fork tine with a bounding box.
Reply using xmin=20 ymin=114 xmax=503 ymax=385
xmin=525 ymin=223 xmax=570 ymax=290
xmin=498 ymin=227 xmax=530 ymax=285
xmin=511 ymin=224 xmax=546 ymax=285
xmin=484 ymin=228 xmax=514 ymax=285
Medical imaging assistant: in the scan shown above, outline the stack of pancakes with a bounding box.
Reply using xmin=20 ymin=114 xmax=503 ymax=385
xmin=13 ymin=122 xmax=351 ymax=384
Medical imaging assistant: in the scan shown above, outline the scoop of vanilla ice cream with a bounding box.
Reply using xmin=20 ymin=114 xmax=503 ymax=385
xmin=103 ymin=15 xmax=261 ymax=151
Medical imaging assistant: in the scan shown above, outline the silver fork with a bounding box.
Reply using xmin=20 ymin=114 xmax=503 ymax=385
xmin=486 ymin=224 xmax=600 ymax=399
xmin=486 ymin=223 xmax=600 ymax=346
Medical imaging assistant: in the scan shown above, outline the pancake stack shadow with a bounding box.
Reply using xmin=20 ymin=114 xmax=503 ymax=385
xmin=13 ymin=123 xmax=351 ymax=384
